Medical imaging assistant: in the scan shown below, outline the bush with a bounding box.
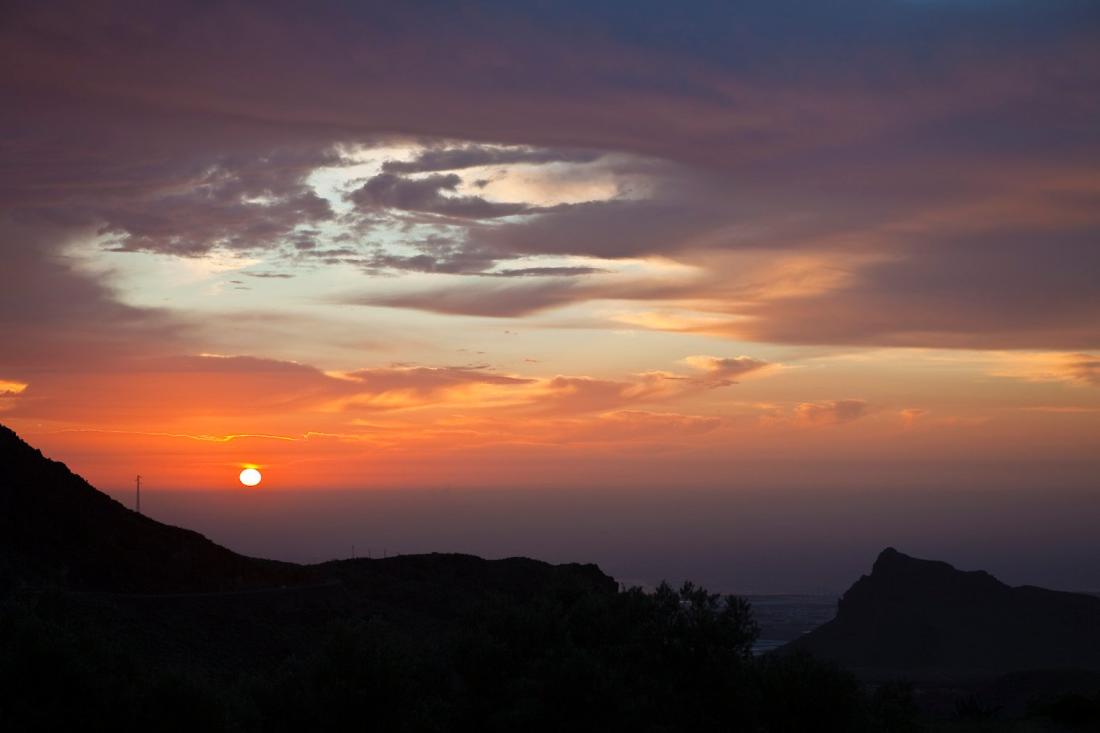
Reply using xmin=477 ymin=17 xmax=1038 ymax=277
xmin=0 ymin=581 xmax=916 ymax=732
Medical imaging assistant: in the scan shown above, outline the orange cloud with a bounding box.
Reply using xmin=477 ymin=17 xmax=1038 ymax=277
xmin=0 ymin=379 xmax=28 ymax=413
xmin=795 ymin=400 xmax=869 ymax=427
xmin=1065 ymin=355 xmax=1100 ymax=386
xmin=681 ymin=355 xmax=772 ymax=386
xmin=899 ymin=408 xmax=928 ymax=427
xmin=991 ymin=352 xmax=1100 ymax=386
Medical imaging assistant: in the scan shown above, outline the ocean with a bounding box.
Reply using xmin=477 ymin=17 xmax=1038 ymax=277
xmin=745 ymin=594 xmax=838 ymax=655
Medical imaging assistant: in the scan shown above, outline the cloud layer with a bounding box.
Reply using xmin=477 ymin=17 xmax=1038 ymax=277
xmin=4 ymin=0 xmax=1100 ymax=351
xmin=2 ymin=1 xmax=1099 ymax=490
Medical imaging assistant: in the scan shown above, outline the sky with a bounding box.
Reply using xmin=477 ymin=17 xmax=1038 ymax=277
xmin=2 ymin=1 xmax=1099 ymax=591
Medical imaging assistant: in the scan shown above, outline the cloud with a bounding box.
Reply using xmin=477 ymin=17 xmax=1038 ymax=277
xmin=0 ymin=379 xmax=28 ymax=413
xmin=899 ymin=408 xmax=928 ymax=427
xmin=473 ymin=196 xmax=725 ymax=260
xmin=724 ymin=233 xmax=1100 ymax=350
xmin=0 ymin=380 xmax=28 ymax=396
xmin=344 ymin=272 xmax=692 ymax=317
xmin=340 ymin=172 xmax=1100 ymax=348
xmin=993 ymin=352 xmax=1100 ymax=386
xmin=346 ymin=278 xmax=590 ymax=317
xmin=0 ymin=215 xmax=190 ymax=372
xmin=2 ymin=354 xmax=354 ymax=424
xmin=527 ymin=373 xmax=685 ymax=416
xmin=543 ymin=410 xmax=726 ymax=445
xmin=96 ymin=147 xmax=337 ymax=256
xmin=244 ymin=271 xmax=295 ymax=279
xmin=346 ymin=365 xmax=531 ymax=387
xmin=682 ymin=355 xmax=772 ymax=386
xmin=514 ymin=357 xmax=773 ymax=416
xmin=489 ymin=266 xmax=605 ymax=278
xmin=1066 ymin=355 xmax=1100 ymax=385
xmin=382 ymin=145 xmax=600 ymax=174
xmin=795 ymin=399 xmax=869 ymax=426
xmin=348 ymin=173 xmax=532 ymax=220
xmin=2 ymin=354 xmax=543 ymax=423
xmin=0 ymin=347 xmax=737 ymax=438
xmin=355 ymin=235 xmax=502 ymax=275
xmin=1020 ymin=406 xmax=1100 ymax=414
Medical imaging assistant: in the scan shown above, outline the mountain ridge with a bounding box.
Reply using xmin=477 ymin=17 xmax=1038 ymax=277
xmin=0 ymin=424 xmax=613 ymax=597
xmin=783 ymin=546 xmax=1100 ymax=678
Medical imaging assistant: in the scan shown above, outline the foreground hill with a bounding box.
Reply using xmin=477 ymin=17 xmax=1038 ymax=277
xmin=0 ymin=424 xmax=308 ymax=592
xmin=784 ymin=547 xmax=1100 ymax=679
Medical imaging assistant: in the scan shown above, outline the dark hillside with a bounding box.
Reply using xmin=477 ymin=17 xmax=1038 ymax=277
xmin=784 ymin=547 xmax=1100 ymax=678
xmin=0 ymin=425 xmax=305 ymax=592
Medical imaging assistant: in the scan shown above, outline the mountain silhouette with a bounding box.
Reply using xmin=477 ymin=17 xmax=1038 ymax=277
xmin=0 ymin=424 xmax=613 ymax=598
xmin=784 ymin=547 xmax=1100 ymax=677
xmin=0 ymin=424 xmax=312 ymax=592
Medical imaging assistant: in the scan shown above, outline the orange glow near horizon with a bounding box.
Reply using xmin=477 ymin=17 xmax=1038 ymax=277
xmin=2 ymin=347 xmax=1098 ymax=492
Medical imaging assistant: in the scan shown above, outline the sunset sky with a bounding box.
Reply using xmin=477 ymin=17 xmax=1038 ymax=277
xmin=2 ymin=1 xmax=1099 ymax=589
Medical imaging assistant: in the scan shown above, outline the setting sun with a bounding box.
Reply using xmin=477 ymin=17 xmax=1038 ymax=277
xmin=239 ymin=468 xmax=262 ymax=487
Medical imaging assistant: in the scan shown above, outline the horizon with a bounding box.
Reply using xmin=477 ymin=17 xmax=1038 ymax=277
xmin=3 ymin=1 xmax=1100 ymax=596
xmin=96 ymin=480 xmax=1100 ymax=595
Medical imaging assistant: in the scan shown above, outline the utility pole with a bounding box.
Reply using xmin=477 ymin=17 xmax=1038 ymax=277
xmin=135 ymin=474 xmax=141 ymax=514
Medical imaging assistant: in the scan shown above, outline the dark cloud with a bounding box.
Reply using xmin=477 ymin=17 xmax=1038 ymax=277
xmin=358 ymin=235 xmax=500 ymax=275
xmin=353 ymin=279 xmax=589 ymax=317
xmin=0 ymin=215 xmax=189 ymax=372
xmin=473 ymin=198 xmax=722 ymax=259
xmin=345 ymin=275 xmax=691 ymax=318
xmin=99 ymin=148 xmax=335 ymax=255
xmin=382 ymin=145 xmax=600 ymax=174
xmin=348 ymin=173 xmax=530 ymax=220
xmin=362 ymin=210 xmax=1100 ymax=349
xmin=489 ymin=267 xmax=605 ymax=277
xmin=731 ymin=233 xmax=1100 ymax=349
xmin=244 ymin=271 xmax=295 ymax=279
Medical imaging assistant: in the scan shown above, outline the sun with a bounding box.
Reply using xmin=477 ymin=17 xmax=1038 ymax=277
xmin=239 ymin=467 xmax=262 ymax=487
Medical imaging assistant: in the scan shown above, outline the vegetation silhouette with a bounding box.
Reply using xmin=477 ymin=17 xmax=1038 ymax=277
xmin=1 ymin=581 xmax=915 ymax=732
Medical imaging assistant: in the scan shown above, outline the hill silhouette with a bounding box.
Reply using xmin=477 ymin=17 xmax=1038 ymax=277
xmin=5 ymin=423 xmax=1097 ymax=730
xmin=784 ymin=547 xmax=1100 ymax=678
xmin=0 ymin=424 xmax=307 ymax=592
xmin=0 ymin=423 xmax=615 ymax=605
